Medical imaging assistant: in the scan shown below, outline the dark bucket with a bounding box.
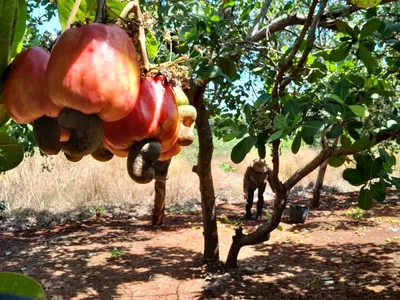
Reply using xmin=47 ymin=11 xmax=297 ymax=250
xmin=289 ymin=205 xmax=309 ymax=224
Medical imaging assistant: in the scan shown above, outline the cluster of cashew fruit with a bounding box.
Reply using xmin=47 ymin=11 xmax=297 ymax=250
xmin=2 ymin=23 xmax=196 ymax=184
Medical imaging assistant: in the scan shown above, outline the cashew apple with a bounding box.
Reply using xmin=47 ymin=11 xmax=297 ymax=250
xmin=46 ymin=23 xmax=141 ymax=122
xmin=103 ymin=76 xmax=179 ymax=157
xmin=3 ymin=47 xmax=62 ymax=124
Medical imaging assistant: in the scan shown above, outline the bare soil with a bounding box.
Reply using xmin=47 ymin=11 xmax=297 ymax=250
xmin=1 ymin=192 xmax=399 ymax=300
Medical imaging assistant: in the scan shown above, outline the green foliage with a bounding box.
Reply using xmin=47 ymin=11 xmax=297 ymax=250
xmin=0 ymin=272 xmax=45 ymax=299
xmin=57 ymin=0 xmax=125 ymax=29
xmin=219 ymin=162 xmax=237 ymax=172
xmin=0 ymin=131 xmax=24 ymax=172
xmin=110 ymin=247 xmax=125 ymax=259
xmin=344 ymin=207 xmax=365 ymax=219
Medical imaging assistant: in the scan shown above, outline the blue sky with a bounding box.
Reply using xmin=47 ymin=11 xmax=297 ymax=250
xmin=34 ymin=5 xmax=61 ymax=34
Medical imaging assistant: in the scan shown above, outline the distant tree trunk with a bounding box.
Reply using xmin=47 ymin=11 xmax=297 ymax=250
xmin=152 ymin=159 xmax=171 ymax=226
xmin=187 ymin=83 xmax=219 ymax=262
xmin=311 ymin=159 xmax=328 ymax=208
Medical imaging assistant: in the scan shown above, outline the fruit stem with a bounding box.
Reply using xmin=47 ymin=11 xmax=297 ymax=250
xmin=65 ymin=0 xmax=82 ymax=31
xmin=133 ymin=2 xmax=150 ymax=71
xmin=94 ymin=0 xmax=106 ymax=23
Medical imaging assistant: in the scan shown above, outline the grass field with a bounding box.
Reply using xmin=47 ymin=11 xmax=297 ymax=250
xmin=3 ymin=136 xmax=397 ymax=221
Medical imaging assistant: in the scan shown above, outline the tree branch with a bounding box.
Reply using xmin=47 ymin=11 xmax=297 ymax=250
xmin=65 ymin=0 xmax=82 ymax=30
xmin=285 ymin=129 xmax=400 ymax=190
xmin=271 ymin=0 xmax=318 ymax=98
xmin=250 ymin=0 xmax=398 ymax=43
xmin=280 ymin=0 xmax=328 ymax=92
xmin=246 ymin=0 xmax=273 ymax=40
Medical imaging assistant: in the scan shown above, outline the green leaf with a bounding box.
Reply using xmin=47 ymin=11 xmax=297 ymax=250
xmin=349 ymin=105 xmax=369 ymax=117
xmin=0 ymin=272 xmax=45 ymax=299
xmin=243 ymin=103 xmax=252 ymax=124
xmin=366 ymin=7 xmax=377 ymax=19
xmin=326 ymin=124 xmax=343 ymax=139
xmin=283 ymin=99 xmax=300 ymax=120
xmin=276 ymin=225 xmax=283 ymax=231
xmin=146 ymin=31 xmax=158 ymax=59
xmin=346 ymin=74 xmax=365 ymax=88
xmin=334 ymin=79 xmax=349 ymax=102
xmin=219 ymin=57 xmax=238 ymax=80
xmin=340 ymin=135 xmax=352 ymax=149
xmin=0 ymin=104 xmax=9 ymax=127
xmin=335 ymin=21 xmax=354 ymax=37
xmin=273 ymin=114 xmax=290 ymax=130
xmin=223 ymin=0 xmax=235 ymax=8
xmin=291 ymin=132 xmax=301 ymax=154
xmin=360 ymin=18 xmax=381 ymax=39
xmin=197 ymin=65 xmax=222 ymax=79
xmin=350 ymin=135 xmax=371 ymax=152
xmin=266 ymin=130 xmax=283 ymax=143
xmin=329 ymin=154 xmax=346 ymax=168
xmin=358 ymin=187 xmax=373 ymax=210
xmin=210 ymin=15 xmax=220 ymax=22
xmin=329 ymin=94 xmax=345 ymax=105
xmin=0 ymin=132 xmax=23 ymax=172
xmin=370 ymin=179 xmax=386 ymax=202
xmin=231 ymin=136 xmax=255 ymax=164
xmin=358 ymin=44 xmax=377 ymax=71
xmin=57 ymin=0 xmax=126 ymax=29
xmin=302 ymin=120 xmax=325 ymax=137
xmin=0 ymin=0 xmax=19 ymax=93
xmin=11 ymin=0 xmax=26 ymax=58
xmin=329 ymin=43 xmax=351 ymax=62
xmin=343 ymin=168 xmax=367 ymax=186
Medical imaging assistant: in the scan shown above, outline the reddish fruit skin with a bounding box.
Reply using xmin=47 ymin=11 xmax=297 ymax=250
xmin=103 ymin=77 xmax=179 ymax=157
xmin=159 ymin=142 xmax=183 ymax=161
xmin=3 ymin=47 xmax=62 ymax=124
xmin=46 ymin=23 xmax=140 ymax=122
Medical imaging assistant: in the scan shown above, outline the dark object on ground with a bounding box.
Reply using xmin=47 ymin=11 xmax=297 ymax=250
xmin=289 ymin=205 xmax=309 ymax=223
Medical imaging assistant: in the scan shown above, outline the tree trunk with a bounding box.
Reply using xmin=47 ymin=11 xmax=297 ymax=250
xmin=153 ymin=180 xmax=166 ymax=225
xmin=187 ymin=84 xmax=219 ymax=262
xmin=152 ymin=159 xmax=171 ymax=226
xmin=311 ymin=159 xmax=328 ymax=208
xmin=225 ymin=189 xmax=288 ymax=268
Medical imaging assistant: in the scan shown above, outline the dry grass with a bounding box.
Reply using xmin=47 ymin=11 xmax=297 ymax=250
xmin=1 ymin=145 xmax=399 ymax=216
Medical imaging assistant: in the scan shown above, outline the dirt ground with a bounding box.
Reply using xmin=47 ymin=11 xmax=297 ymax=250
xmin=1 ymin=192 xmax=399 ymax=300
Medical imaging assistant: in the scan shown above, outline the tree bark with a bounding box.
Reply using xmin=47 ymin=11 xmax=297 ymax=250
xmin=311 ymin=158 xmax=328 ymax=208
xmin=153 ymin=180 xmax=166 ymax=225
xmin=225 ymin=189 xmax=288 ymax=268
xmin=187 ymin=83 xmax=219 ymax=262
xmin=152 ymin=159 xmax=171 ymax=226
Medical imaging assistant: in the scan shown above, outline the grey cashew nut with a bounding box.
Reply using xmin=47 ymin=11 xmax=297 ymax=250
xmin=33 ymin=116 xmax=61 ymax=155
xmin=91 ymin=142 xmax=114 ymax=162
xmin=127 ymin=139 xmax=161 ymax=184
xmin=58 ymin=108 xmax=103 ymax=160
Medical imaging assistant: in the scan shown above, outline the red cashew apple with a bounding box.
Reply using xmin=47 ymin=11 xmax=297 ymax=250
xmin=46 ymin=23 xmax=141 ymax=122
xmin=102 ymin=76 xmax=180 ymax=157
xmin=3 ymin=47 xmax=62 ymax=123
xmin=2 ymin=47 xmax=64 ymax=155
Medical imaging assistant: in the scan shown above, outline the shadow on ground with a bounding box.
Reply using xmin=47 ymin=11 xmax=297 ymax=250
xmin=0 ymin=191 xmax=399 ymax=299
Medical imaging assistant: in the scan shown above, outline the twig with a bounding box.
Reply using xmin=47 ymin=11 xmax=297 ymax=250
xmin=133 ymin=3 xmax=150 ymax=71
xmin=65 ymin=0 xmax=82 ymax=30
xmin=280 ymin=0 xmax=328 ymax=92
xmin=271 ymin=0 xmax=319 ymax=98
xmin=246 ymin=0 xmax=273 ymax=39
xmin=118 ymin=1 xmax=136 ymax=21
